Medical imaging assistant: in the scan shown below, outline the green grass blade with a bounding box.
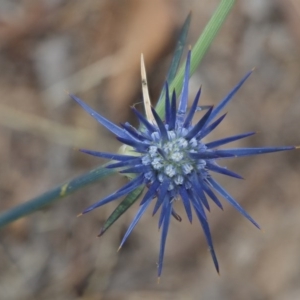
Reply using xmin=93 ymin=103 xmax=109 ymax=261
xmin=98 ymin=185 xmax=145 ymax=237
xmin=156 ymin=0 xmax=236 ymax=118
xmin=0 ymin=162 xmax=115 ymax=228
xmin=156 ymin=12 xmax=192 ymax=109
xmin=167 ymin=11 xmax=192 ymax=83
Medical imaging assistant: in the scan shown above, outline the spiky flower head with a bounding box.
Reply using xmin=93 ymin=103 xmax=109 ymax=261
xmin=70 ymin=50 xmax=296 ymax=278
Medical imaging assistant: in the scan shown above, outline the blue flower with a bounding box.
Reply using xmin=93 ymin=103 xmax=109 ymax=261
xmin=70 ymin=51 xmax=296 ymax=278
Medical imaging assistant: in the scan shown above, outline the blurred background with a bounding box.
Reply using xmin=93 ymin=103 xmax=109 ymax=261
xmin=0 ymin=0 xmax=300 ymax=299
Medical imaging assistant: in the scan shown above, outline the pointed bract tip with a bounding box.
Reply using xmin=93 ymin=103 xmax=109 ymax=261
xmin=97 ymin=229 xmax=105 ymax=237
xmin=131 ymin=101 xmax=143 ymax=109
xmin=117 ymin=246 xmax=122 ymax=252
xmin=254 ymin=222 xmax=261 ymax=230
xmin=77 ymin=213 xmax=83 ymax=217
xmin=188 ymin=45 xmax=192 ymax=51
xmin=251 ymin=67 xmax=256 ymax=72
xmin=157 ymin=277 xmax=161 ymax=284
xmin=295 ymin=146 xmax=300 ymax=149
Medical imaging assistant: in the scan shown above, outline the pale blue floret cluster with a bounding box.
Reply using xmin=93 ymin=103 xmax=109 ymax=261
xmin=70 ymin=50 xmax=296 ymax=278
xmin=141 ymin=131 xmax=208 ymax=194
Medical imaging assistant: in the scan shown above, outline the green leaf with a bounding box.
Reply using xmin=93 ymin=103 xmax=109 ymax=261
xmin=156 ymin=12 xmax=191 ymax=109
xmin=98 ymin=185 xmax=145 ymax=237
xmin=0 ymin=162 xmax=116 ymax=228
xmin=166 ymin=11 xmax=192 ymax=83
xmin=155 ymin=0 xmax=236 ymax=118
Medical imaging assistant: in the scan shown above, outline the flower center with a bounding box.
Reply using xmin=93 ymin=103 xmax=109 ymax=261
xmin=142 ymin=130 xmax=207 ymax=190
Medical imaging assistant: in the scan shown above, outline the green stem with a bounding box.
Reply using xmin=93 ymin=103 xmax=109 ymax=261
xmin=0 ymin=163 xmax=115 ymax=228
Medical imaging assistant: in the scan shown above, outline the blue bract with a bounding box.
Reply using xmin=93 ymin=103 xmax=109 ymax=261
xmin=70 ymin=50 xmax=296 ymax=279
